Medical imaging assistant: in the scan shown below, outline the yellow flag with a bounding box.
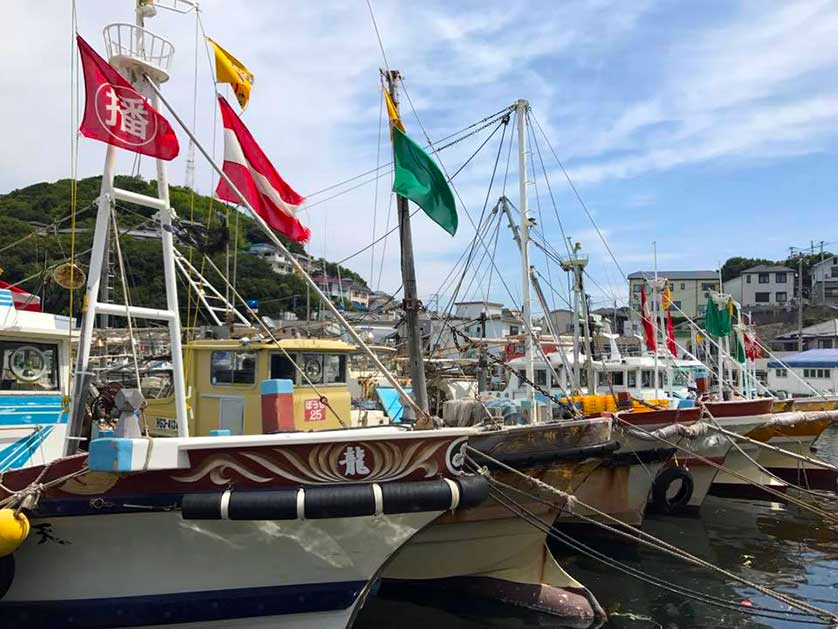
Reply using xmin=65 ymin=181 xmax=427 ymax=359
xmin=382 ymin=86 xmax=405 ymax=132
xmin=662 ymin=281 xmax=672 ymax=310
xmin=208 ymin=38 xmax=254 ymax=109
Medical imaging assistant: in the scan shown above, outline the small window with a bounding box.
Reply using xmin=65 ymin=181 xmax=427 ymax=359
xmin=673 ymin=300 xmax=682 ymax=310
xmin=323 ymin=354 xmax=347 ymax=384
xmin=535 ymin=369 xmax=547 ymax=387
xmin=611 ymin=371 xmax=625 ymax=386
xmin=508 ymin=325 xmax=519 ymax=335
xmin=758 ymin=273 xmax=770 ymax=284
xmin=680 ymin=282 xmax=686 ymax=290
xmin=627 ymin=371 xmax=637 ymax=387
xmin=597 ymin=371 xmax=609 ymax=386
xmin=701 ymin=282 xmax=716 ymax=291
xmin=0 ymin=341 xmax=60 ymax=391
xmin=301 ymin=353 xmax=324 ymax=385
xmin=818 ymin=339 xmax=834 ymax=349
xmin=831 ymin=266 xmax=838 ymax=278
xmin=775 ymin=272 xmax=787 ymax=283
xmin=755 ymin=292 xmax=770 ymax=303
xmin=270 ymin=353 xmax=297 ymax=382
xmin=641 ymin=370 xmax=654 ymax=388
xmin=211 ymin=351 xmax=256 ymax=385
xmin=803 ymin=369 xmax=812 ymax=378
xmin=775 ymin=292 xmax=787 ymax=303
xmin=746 ymin=275 xmax=752 ymax=284
xmin=775 ymin=368 xmax=787 ymax=378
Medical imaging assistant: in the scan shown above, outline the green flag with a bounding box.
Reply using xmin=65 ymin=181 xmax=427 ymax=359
xmin=391 ymin=126 xmax=458 ymax=236
xmin=704 ymin=297 xmax=731 ymax=337
xmin=733 ymin=328 xmax=746 ymax=363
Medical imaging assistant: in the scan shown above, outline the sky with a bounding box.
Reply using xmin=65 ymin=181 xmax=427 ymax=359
xmin=1 ymin=0 xmax=837 ymax=316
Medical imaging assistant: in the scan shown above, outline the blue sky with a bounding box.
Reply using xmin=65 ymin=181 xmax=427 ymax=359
xmin=1 ymin=1 xmax=836 ymax=315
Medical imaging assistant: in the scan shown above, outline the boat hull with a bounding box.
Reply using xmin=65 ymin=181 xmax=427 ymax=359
xmin=0 ymin=509 xmax=439 ymax=629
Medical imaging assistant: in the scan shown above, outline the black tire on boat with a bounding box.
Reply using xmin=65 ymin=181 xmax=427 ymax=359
xmin=651 ymin=466 xmax=694 ymax=514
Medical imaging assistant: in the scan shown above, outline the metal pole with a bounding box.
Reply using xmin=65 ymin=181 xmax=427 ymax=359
xmin=149 ymin=87 xmax=189 ymax=437
xmin=66 ymin=145 xmax=117 ymax=455
xmin=578 ymin=269 xmax=595 ymax=392
xmin=478 ymin=309 xmax=487 ymax=393
xmin=516 ymin=99 xmax=537 ymax=415
xmin=798 ymin=254 xmax=804 ymax=351
xmin=653 ymin=242 xmax=659 ymax=399
xmin=385 ymin=70 xmax=429 ymax=417
xmin=145 ymin=79 xmax=432 ymax=426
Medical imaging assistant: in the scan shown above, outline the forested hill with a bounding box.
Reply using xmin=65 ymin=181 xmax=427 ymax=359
xmin=0 ymin=176 xmax=367 ymax=321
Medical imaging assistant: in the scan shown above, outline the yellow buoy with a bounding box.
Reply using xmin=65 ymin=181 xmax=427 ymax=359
xmin=0 ymin=508 xmax=29 ymax=557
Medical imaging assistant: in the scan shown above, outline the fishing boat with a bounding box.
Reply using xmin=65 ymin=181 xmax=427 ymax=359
xmin=0 ymin=5 xmax=490 ymax=627
xmin=0 ymin=287 xmax=76 ymax=471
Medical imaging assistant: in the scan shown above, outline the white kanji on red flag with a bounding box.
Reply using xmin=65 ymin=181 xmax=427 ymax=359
xmin=77 ymin=35 xmax=179 ymax=160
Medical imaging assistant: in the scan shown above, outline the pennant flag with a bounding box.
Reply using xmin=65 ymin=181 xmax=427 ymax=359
xmin=215 ymin=96 xmax=310 ymax=243
xmin=77 ymin=35 xmax=179 ymax=161
xmin=733 ymin=327 xmax=747 ymax=364
xmin=661 ymin=281 xmax=672 ymax=310
xmin=743 ymin=331 xmax=763 ymax=360
xmin=382 ymin=86 xmax=405 ymax=132
xmin=384 ymin=87 xmax=457 ymax=236
xmin=704 ymin=296 xmax=732 ymax=337
xmin=208 ymin=38 xmax=254 ymax=109
xmin=0 ymin=281 xmax=41 ymax=312
xmin=665 ymin=310 xmax=677 ymax=355
xmin=640 ymin=283 xmax=656 ymax=352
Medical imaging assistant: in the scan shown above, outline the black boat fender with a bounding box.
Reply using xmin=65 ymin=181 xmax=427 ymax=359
xmin=651 ymin=467 xmax=694 ymax=514
xmin=181 ymin=475 xmax=489 ymax=521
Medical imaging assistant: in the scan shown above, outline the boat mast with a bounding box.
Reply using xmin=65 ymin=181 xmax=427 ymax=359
xmin=516 ymin=99 xmax=537 ymax=416
xmin=384 ymin=70 xmax=429 ymax=419
xmin=653 ymin=241 xmax=660 ymax=399
xmin=560 ymin=244 xmax=591 ymax=394
xmin=66 ymin=1 xmax=190 ymax=453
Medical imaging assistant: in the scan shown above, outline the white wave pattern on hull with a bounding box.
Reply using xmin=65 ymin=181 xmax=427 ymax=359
xmin=3 ymin=510 xmax=439 ymax=628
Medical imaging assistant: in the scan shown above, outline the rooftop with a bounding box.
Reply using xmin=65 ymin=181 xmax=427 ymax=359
xmin=775 ymin=318 xmax=838 ymax=340
xmin=628 ymin=270 xmax=718 ymax=280
xmin=740 ymin=264 xmax=795 ymax=274
xmin=767 ymin=348 xmax=838 ymax=369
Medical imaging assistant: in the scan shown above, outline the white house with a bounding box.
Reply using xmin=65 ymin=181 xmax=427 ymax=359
xmin=811 ymin=255 xmax=838 ymax=305
xmin=247 ymin=244 xmax=314 ymax=276
xmin=724 ymin=265 xmax=795 ymax=307
xmin=770 ymin=318 xmax=838 ymax=352
xmin=628 ymin=270 xmax=720 ymax=320
xmin=767 ymin=348 xmax=838 ymax=396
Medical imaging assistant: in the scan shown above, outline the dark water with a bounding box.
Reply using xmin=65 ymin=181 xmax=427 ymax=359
xmin=357 ymin=426 xmax=838 ymax=628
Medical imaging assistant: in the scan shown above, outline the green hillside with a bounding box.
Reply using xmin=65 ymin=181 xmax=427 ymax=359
xmin=0 ymin=176 xmax=367 ymax=322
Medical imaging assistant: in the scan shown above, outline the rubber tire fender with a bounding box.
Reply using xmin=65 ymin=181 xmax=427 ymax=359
xmin=651 ymin=466 xmax=694 ymax=514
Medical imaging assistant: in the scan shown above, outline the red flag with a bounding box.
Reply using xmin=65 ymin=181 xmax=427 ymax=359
xmin=666 ymin=310 xmax=677 ymax=355
xmin=744 ymin=331 xmax=762 ymax=360
xmin=77 ymin=35 xmax=179 ymax=161
xmin=215 ymin=96 xmax=310 ymax=243
xmin=0 ymin=281 xmax=41 ymax=312
xmin=640 ymin=284 xmax=656 ymax=351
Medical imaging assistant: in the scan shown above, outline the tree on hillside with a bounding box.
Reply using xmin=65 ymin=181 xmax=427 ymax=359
xmin=721 ymin=257 xmax=774 ymax=282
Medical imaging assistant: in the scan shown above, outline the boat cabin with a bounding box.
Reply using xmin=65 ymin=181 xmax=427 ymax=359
xmin=0 ymin=288 xmax=75 ymax=470
xmin=144 ymin=337 xmax=356 ymax=436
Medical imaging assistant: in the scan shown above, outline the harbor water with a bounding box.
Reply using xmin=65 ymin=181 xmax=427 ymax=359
xmin=358 ymin=426 xmax=838 ymax=628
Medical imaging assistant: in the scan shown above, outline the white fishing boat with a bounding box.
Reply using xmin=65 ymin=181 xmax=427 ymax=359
xmin=0 ymin=4 xmax=489 ymax=627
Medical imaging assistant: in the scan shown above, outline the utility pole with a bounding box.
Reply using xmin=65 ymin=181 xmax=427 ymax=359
xmin=384 ymin=70 xmax=429 ymax=420
xmin=798 ymin=253 xmax=804 ymax=351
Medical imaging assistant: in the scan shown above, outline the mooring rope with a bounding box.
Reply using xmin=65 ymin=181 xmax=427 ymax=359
xmin=464 ymin=447 xmax=838 ymax=624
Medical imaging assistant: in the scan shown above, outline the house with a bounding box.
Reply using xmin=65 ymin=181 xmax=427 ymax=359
xmin=811 ymin=255 xmax=838 ymax=305
xmin=246 ymin=244 xmax=314 ymax=276
xmin=540 ymin=308 xmax=574 ymax=336
xmin=770 ymin=318 xmax=838 ymax=352
xmin=312 ymin=276 xmax=370 ymax=310
xmin=724 ymin=265 xmax=795 ymax=307
xmin=453 ymin=301 xmax=523 ymax=339
xmin=627 ymin=270 xmax=720 ymax=320
xmin=767 ymin=348 xmax=838 ymax=396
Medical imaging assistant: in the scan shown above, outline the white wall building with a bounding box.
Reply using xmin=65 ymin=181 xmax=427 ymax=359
xmin=724 ymin=264 xmax=795 ymax=307
xmin=767 ymin=349 xmax=838 ymax=396
xmin=811 ymin=255 xmax=838 ymax=305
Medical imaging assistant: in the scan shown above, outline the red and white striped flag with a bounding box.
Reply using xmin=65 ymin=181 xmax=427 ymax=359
xmin=215 ymin=96 xmax=310 ymax=243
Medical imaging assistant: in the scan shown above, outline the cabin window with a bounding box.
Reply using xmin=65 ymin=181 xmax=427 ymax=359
xmin=0 ymin=341 xmax=59 ymax=391
xmin=775 ymin=368 xmax=787 ymax=378
xmin=597 ymin=372 xmax=609 ymax=386
xmin=535 ymin=369 xmax=547 ymax=387
xmin=641 ymin=370 xmax=654 ymax=388
xmin=611 ymin=371 xmax=625 ymax=386
xmin=210 ymin=351 xmax=256 ymax=385
xmin=627 ymin=371 xmax=637 ymax=387
xmin=672 ymin=370 xmax=689 ymax=386
xmin=323 ymin=354 xmax=347 ymax=384
xmin=270 ymin=353 xmax=297 ymax=382
xmin=579 ymin=370 xmax=588 ymax=388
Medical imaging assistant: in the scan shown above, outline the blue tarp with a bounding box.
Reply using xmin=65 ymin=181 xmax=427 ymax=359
xmin=376 ymin=386 xmax=413 ymax=423
xmin=767 ymin=348 xmax=838 ymax=369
